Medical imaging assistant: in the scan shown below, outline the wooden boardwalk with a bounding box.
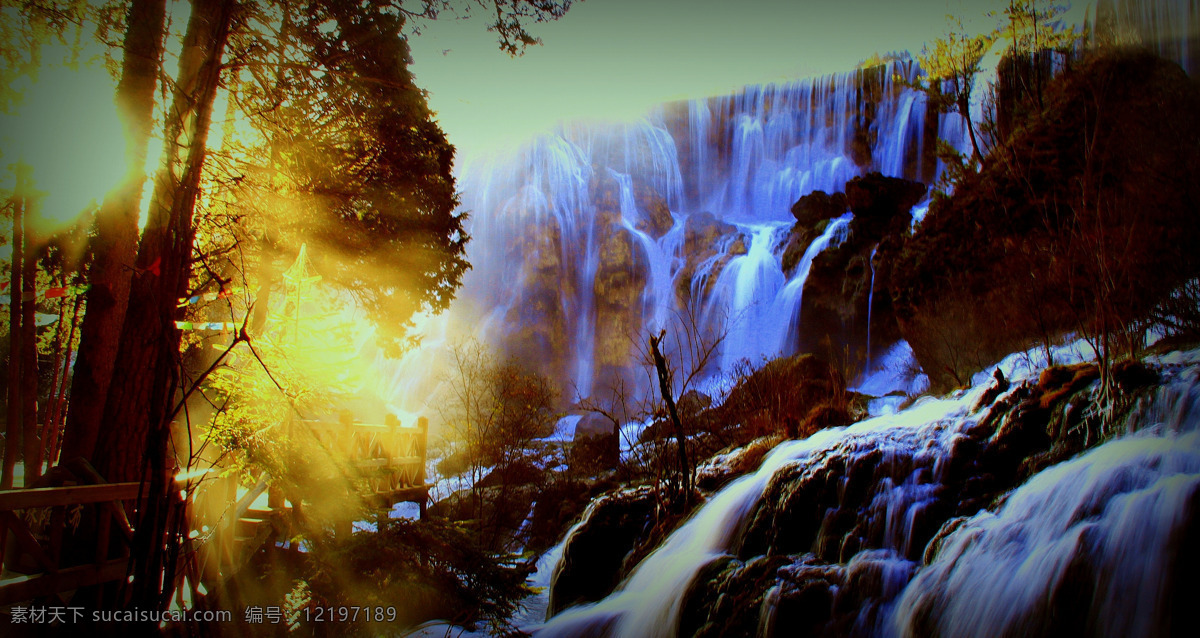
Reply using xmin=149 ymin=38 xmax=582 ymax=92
xmin=0 ymin=414 xmax=429 ymax=608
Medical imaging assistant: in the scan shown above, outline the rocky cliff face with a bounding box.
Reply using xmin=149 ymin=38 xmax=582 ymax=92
xmin=890 ymin=48 xmax=1200 ymax=391
xmin=540 ymin=345 xmax=1196 ymax=638
xmin=795 ymin=174 xmax=925 ymax=372
xmin=501 ymin=214 xmax=572 ymax=384
xmin=453 ymin=59 xmax=943 ymax=406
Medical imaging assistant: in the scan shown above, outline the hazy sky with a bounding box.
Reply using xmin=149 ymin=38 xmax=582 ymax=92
xmin=406 ymin=0 xmax=1071 ymax=159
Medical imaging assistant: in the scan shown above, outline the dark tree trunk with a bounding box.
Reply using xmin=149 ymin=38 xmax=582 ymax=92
xmin=43 ymin=295 xmax=81 ymax=467
xmin=61 ymin=0 xmax=168 ymax=467
xmin=95 ymin=0 xmax=234 ymax=484
xmin=960 ymin=96 xmax=985 ymax=168
xmin=93 ymin=0 xmax=236 ymax=612
xmin=20 ymin=213 xmax=40 ymax=485
xmin=649 ymin=331 xmax=691 ymax=498
xmin=43 ymin=294 xmax=67 ymax=462
xmin=3 ymin=175 xmax=25 ymax=489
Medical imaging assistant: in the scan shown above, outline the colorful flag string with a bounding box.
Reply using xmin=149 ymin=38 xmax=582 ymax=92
xmin=175 ymin=321 xmax=239 ymax=331
xmin=178 ymin=286 xmax=244 ymax=307
xmin=0 ymin=284 xmax=90 ymax=305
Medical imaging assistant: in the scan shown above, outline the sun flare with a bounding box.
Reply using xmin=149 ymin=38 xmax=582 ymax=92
xmin=0 ymin=56 xmax=128 ymax=233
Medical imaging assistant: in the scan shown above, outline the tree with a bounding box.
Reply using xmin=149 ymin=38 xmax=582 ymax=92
xmin=218 ymin=0 xmax=469 ymax=356
xmin=0 ymin=0 xmax=578 ymax=615
xmin=0 ymin=0 xmax=103 ymax=487
xmin=59 ymin=0 xmax=167 ymax=466
xmin=3 ymin=168 xmax=27 ymax=488
xmin=436 ymin=338 xmax=557 ymax=547
xmin=993 ymin=0 xmax=1080 ymax=109
xmin=33 ymin=0 xmax=576 ymax=483
xmin=914 ymin=15 xmax=997 ymax=171
xmin=648 ymin=329 xmax=692 ymax=498
xmin=101 ymin=0 xmax=239 ymax=609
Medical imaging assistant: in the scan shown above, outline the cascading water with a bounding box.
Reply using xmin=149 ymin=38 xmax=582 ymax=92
xmin=534 ymin=355 xmax=998 ymax=637
xmin=866 ymin=244 xmax=879 ymax=369
xmin=888 ymin=353 xmax=1200 ymax=638
xmin=442 ymin=60 xmax=940 ymax=404
xmin=532 ymin=345 xmax=1200 ymax=637
xmin=769 ymin=213 xmax=853 ymax=357
xmin=1098 ymin=0 xmax=1199 ymax=75
xmin=610 ymin=169 xmax=684 ymax=335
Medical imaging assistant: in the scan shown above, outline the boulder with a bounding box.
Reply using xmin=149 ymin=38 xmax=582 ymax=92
xmin=548 ymin=486 xmax=658 ymax=616
xmin=476 ymin=459 xmax=544 ymax=489
xmin=677 ymin=389 xmax=713 ymax=418
xmin=570 ymin=413 xmax=619 ymax=474
xmin=717 ymin=353 xmax=848 ymax=441
xmin=790 ymin=190 xmax=847 ymax=227
xmin=634 ymin=181 xmax=675 ymax=238
xmin=844 ymin=173 xmax=925 ymax=222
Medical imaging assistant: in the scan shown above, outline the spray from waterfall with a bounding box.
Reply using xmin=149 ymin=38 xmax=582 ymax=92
xmin=532 ymin=345 xmax=1200 ymax=638
xmin=866 ymin=243 xmax=879 ymax=370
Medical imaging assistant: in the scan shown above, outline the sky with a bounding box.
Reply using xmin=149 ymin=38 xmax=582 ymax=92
xmin=405 ymin=0 xmax=1081 ymax=160
xmin=0 ymin=0 xmax=1092 ymax=239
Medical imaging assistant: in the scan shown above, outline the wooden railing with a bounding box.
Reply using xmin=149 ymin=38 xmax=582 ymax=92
xmin=0 ymin=413 xmax=430 ymax=607
xmin=303 ymin=414 xmax=430 ymax=514
xmin=0 ymin=480 xmax=139 ymax=606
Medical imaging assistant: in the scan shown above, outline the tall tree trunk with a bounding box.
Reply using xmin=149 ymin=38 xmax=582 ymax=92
xmin=93 ymin=0 xmax=236 ymax=611
xmin=960 ymin=96 xmax=985 ymax=169
xmin=649 ymin=331 xmax=691 ymax=499
xmin=60 ymin=0 xmax=168 ymax=466
xmin=3 ymin=174 xmax=25 ymax=489
xmin=43 ymin=292 xmax=67 ymax=459
xmin=20 ymin=208 xmax=40 ymax=485
xmin=96 ymin=0 xmax=234 ymax=484
xmin=44 ymin=294 xmax=81 ymax=467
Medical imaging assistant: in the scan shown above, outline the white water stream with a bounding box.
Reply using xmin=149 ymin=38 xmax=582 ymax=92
xmin=531 ymin=344 xmax=1200 ymax=637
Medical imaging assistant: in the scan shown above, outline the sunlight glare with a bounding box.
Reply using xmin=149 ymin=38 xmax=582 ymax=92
xmin=0 ymin=58 xmax=128 ymax=233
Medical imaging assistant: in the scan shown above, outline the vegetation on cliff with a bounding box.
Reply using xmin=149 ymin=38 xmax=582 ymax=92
xmin=891 ymin=46 xmax=1200 ymax=392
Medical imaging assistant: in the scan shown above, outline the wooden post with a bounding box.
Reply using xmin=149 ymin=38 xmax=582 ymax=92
xmin=267 ymin=467 xmax=283 ymax=509
xmin=417 ymin=417 xmax=428 ymax=518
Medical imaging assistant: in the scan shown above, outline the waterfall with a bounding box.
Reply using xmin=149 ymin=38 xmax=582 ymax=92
xmin=770 ymin=213 xmax=853 ymax=356
xmin=531 ymin=345 xmax=1200 ymax=637
xmin=888 ymin=355 xmax=1200 ymax=638
xmin=444 ymin=61 xmax=935 ymax=403
xmin=701 ymin=223 xmax=790 ymax=371
xmin=1098 ymin=0 xmax=1199 ymax=75
xmin=535 ymin=361 xmax=990 ymax=637
xmin=610 ymin=169 xmax=684 ymax=335
xmin=866 ymin=243 xmax=879 ymax=370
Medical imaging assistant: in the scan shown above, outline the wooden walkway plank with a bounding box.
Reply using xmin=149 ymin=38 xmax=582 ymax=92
xmin=0 ymin=559 xmax=128 ymax=606
xmin=0 ymin=482 xmax=142 ymax=510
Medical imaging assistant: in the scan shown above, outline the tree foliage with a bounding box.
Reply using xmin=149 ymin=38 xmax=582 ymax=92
xmin=437 ymin=339 xmax=557 ymax=480
xmin=206 ymin=1 xmax=468 ymax=357
xmin=306 ymin=515 xmax=531 ymax=634
xmin=0 ymin=0 xmax=578 ymax=617
xmin=993 ymin=0 xmax=1080 ymax=57
xmin=891 ymin=47 xmax=1200 ymax=392
xmin=915 ymin=14 xmax=996 ymax=170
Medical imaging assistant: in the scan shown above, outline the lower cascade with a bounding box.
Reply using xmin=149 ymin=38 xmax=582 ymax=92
xmin=530 ymin=345 xmax=1200 ymax=637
